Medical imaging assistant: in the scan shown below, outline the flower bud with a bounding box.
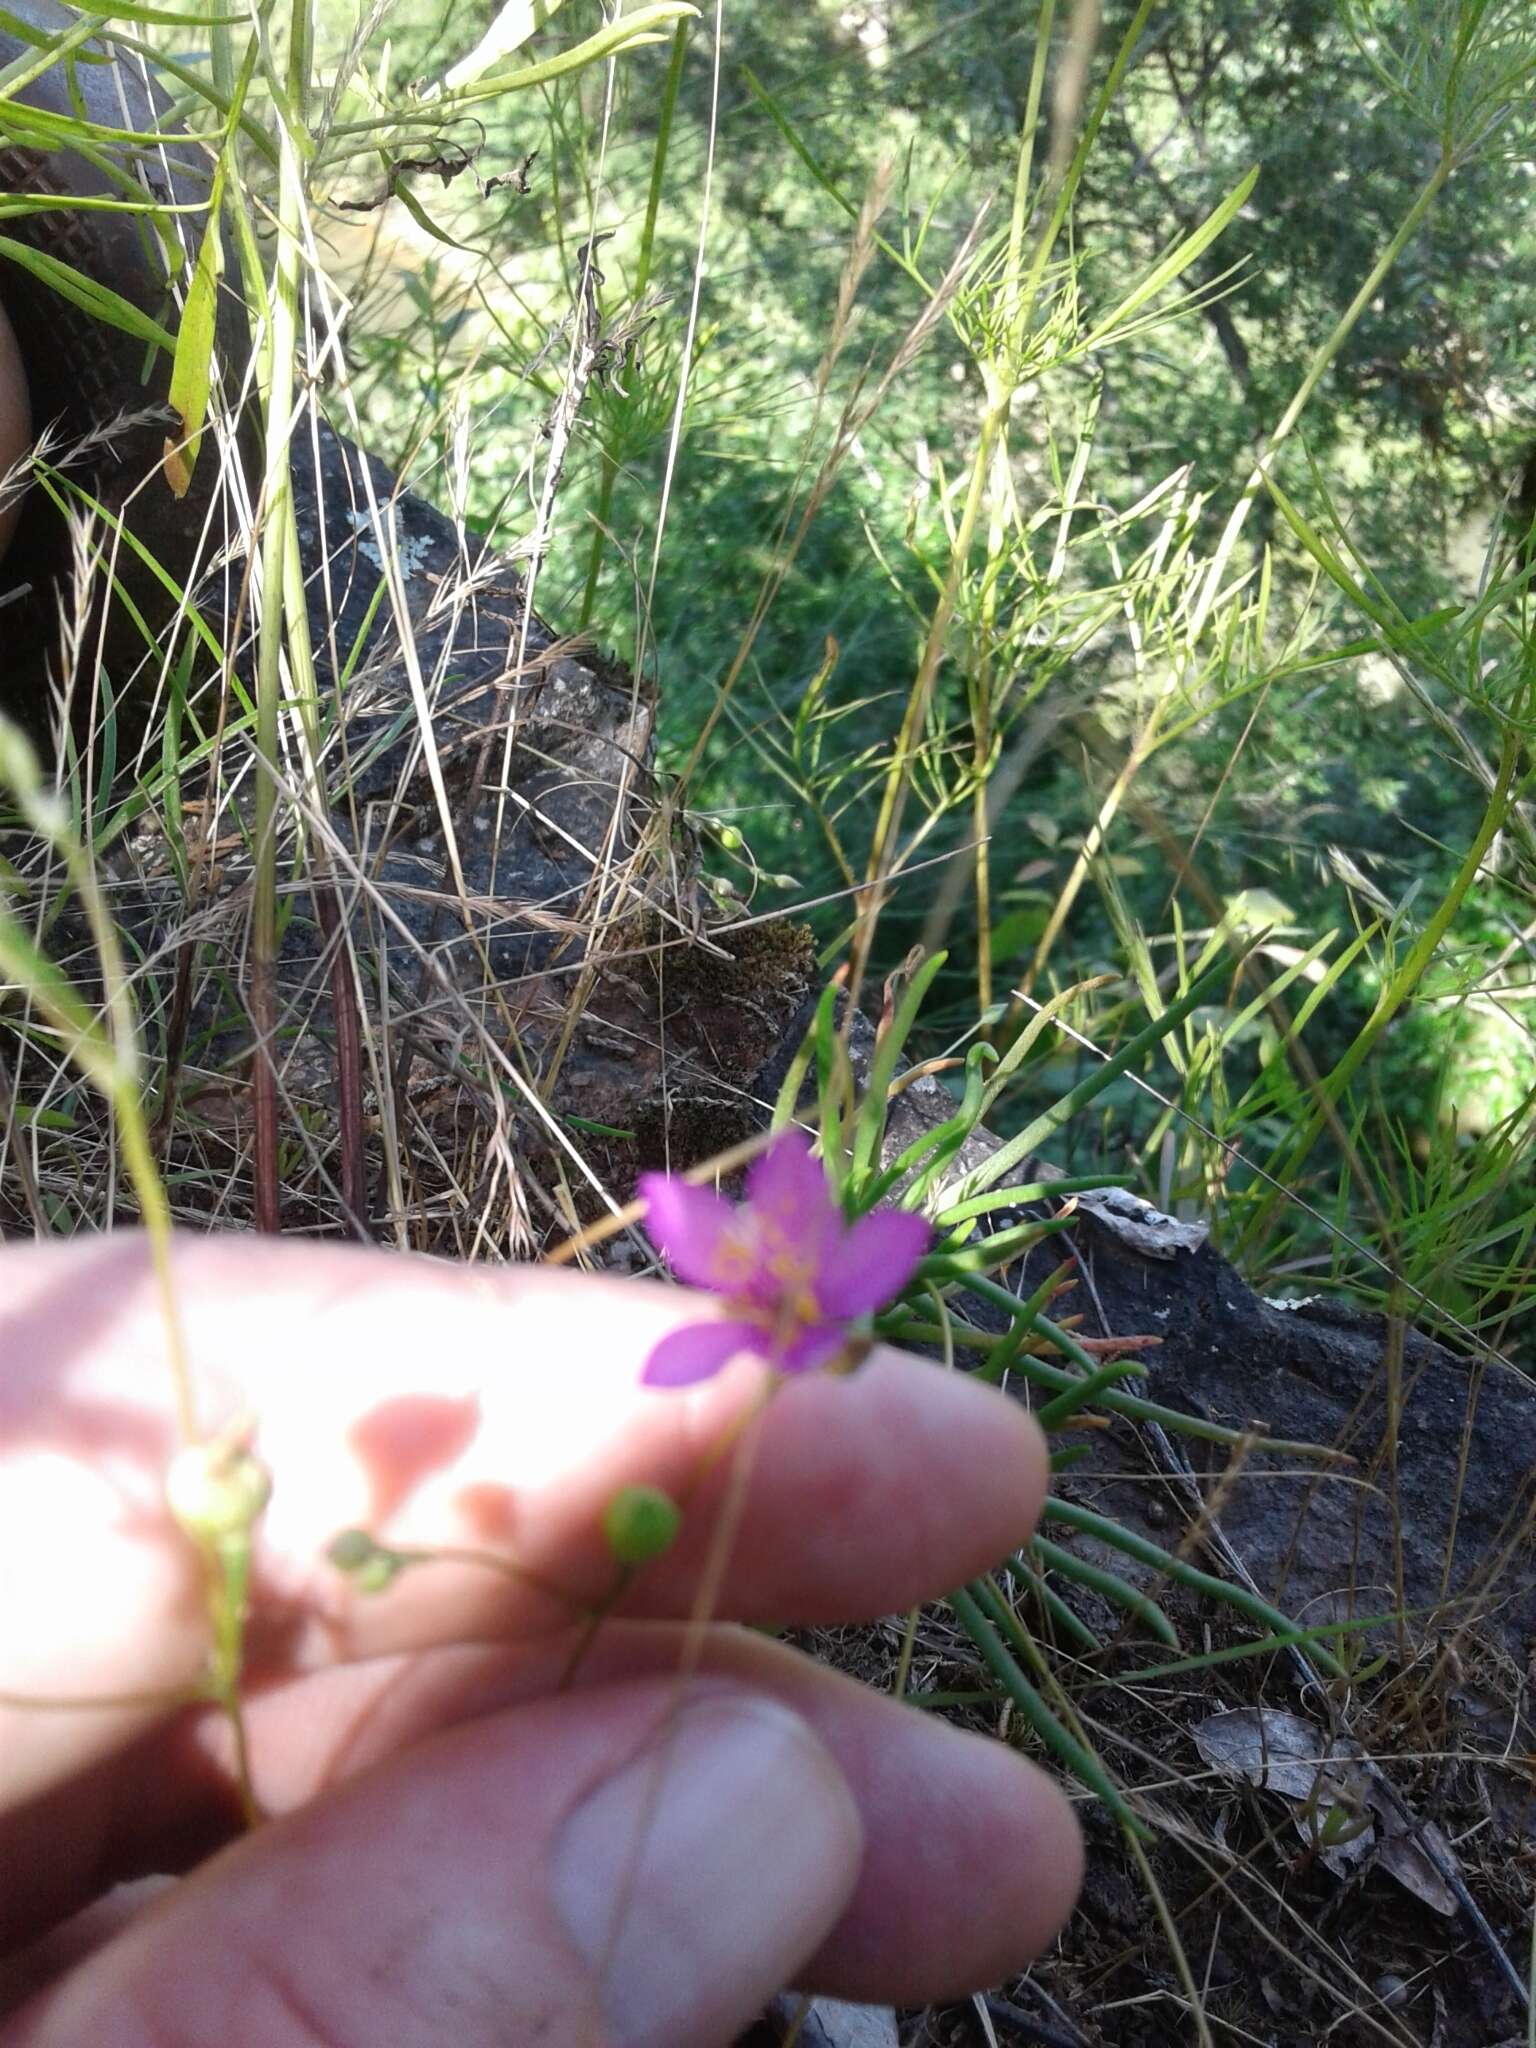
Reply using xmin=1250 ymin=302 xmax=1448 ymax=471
xmin=165 ymin=1435 xmax=271 ymax=1543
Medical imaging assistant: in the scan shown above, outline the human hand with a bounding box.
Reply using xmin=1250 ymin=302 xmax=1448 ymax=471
xmin=0 ymin=1232 xmax=1082 ymax=2046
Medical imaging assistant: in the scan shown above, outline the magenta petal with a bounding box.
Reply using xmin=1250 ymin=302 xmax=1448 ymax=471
xmin=747 ymin=1131 xmax=840 ymax=1259
xmin=814 ymin=1207 xmax=932 ymax=1318
xmin=642 ymin=1318 xmax=763 ymax=1387
xmin=639 ymin=1174 xmax=739 ymax=1290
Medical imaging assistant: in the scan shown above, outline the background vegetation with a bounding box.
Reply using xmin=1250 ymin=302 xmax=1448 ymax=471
xmin=323 ymin=0 xmax=1536 ymax=1358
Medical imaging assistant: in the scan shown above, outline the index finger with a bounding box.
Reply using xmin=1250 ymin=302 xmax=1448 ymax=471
xmin=0 ymin=1232 xmax=1047 ymax=1812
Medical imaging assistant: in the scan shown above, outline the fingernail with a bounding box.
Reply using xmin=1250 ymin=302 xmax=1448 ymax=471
xmin=552 ymin=1694 xmax=862 ymax=2048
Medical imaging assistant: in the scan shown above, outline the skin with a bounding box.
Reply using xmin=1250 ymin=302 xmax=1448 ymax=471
xmin=0 ymin=1232 xmax=1084 ymax=2047
xmin=0 ymin=293 xmax=28 ymax=561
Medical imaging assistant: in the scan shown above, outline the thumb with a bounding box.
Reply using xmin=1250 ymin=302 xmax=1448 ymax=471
xmin=5 ymin=1681 xmax=863 ymax=2048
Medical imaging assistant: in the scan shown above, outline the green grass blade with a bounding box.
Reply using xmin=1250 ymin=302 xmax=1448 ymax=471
xmin=1026 ymin=1537 xmax=1179 ymax=1648
xmin=944 ymin=950 xmax=1245 ymax=1207
xmin=949 ymin=1581 xmax=1147 ymax=1835
xmin=1041 ymin=1498 xmax=1347 ymax=1679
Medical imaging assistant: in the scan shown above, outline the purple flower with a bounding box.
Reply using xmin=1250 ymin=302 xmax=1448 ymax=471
xmin=638 ymin=1130 xmax=932 ymax=1388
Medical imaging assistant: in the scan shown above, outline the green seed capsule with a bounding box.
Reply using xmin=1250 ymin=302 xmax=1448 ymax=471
xmin=327 ymin=1528 xmax=379 ymax=1572
xmin=327 ymin=1528 xmax=408 ymax=1594
xmin=353 ymin=1550 xmax=407 ymax=1595
xmin=602 ymin=1484 xmax=681 ymax=1565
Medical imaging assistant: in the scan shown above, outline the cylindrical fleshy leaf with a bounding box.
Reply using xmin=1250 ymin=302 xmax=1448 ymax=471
xmin=641 ymin=1317 xmax=763 ymax=1387
xmin=814 ymin=1207 xmax=932 ymax=1319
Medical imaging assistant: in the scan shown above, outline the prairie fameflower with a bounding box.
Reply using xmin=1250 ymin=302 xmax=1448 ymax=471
xmin=638 ymin=1130 xmax=932 ymax=1387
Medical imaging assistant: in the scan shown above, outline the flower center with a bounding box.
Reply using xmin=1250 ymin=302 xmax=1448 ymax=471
xmin=722 ymin=1215 xmax=825 ymax=1347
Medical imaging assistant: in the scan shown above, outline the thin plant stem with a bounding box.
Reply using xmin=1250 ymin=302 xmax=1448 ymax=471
xmin=248 ymin=4 xmax=314 ymax=1233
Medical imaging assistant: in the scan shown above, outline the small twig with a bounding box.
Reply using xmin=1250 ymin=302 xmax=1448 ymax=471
xmin=982 ymin=1992 xmax=1088 ymax=2048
